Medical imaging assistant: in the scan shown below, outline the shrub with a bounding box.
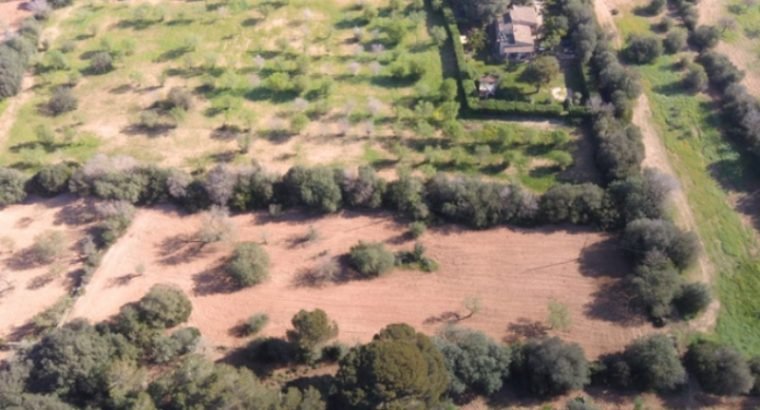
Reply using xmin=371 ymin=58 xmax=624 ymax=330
xmin=339 ymin=166 xmax=386 ymax=209
xmin=89 ymin=51 xmax=113 ymax=74
xmin=643 ymin=0 xmax=665 ymax=15
xmin=287 ymin=309 xmax=338 ymax=358
xmin=622 ymin=218 xmax=699 ymax=270
xmin=243 ymin=313 xmax=269 ymax=336
xmin=425 ymin=175 xmax=515 ymax=228
xmin=689 ymin=25 xmax=720 ymax=50
xmin=226 ymin=242 xmax=270 ymax=287
xmin=696 ymin=51 xmax=744 ymax=89
xmin=135 ymin=284 xmax=192 ymax=328
xmin=230 ymin=167 xmax=277 ymax=211
xmin=48 ymin=86 xmax=77 ymax=115
xmin=30 ymin=230 xmax=66 ymax=265
xmin=408 ymin=221 xmax=426 ymax=238
xmin=348 ymin=241 xmax=395 ymax=278
xmin=622 ymin=34 xmax=663 ymax=64
xmin=663 ymin=29 xmax=688 ymax=54
xmin=630 ymin=251 xmax=681 ymax=320
xmin=433 ymin=327 xmax=511 ymax=398
xmin=281 ymin=166 xmax=342 ymax=213
xmin=204 ymin=164 xmax=238 ymax=206
xmin=166 ymin=87 xmax=192 ymax=111
xmin=386 ymin=172 xmax=429 ymax=221
xmin=623 ymin=334 xmax=686 ymax=391
xmin=335 ymin=324 xmax=448 ymax=409
xmin=539 ymin=183 xmax=606 ymax=225
xmin=685 ymin=340 xmax=752 ymax=396
xmin=515 ymin=337 xmax=589 ymax=397
xmin=32 ymin=163 xmax=76 ymax=196
xmin=683 ymin=63 xmax=708 ymax=93
xmin=0 ymin=167 xmax=28 ymax=207
xmin=673 ymin=282 xmax=711 ymax=318
xmin=92 ymin=200 xmax=135 ymax=246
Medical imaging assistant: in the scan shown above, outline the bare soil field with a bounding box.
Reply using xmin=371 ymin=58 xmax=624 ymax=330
xmin=68 ymin=207 xmax=653 ymax=359
xmin=0 ymin=196 xmax=91 ymax=343
xmin=0 ymin=0 xmax=31 ymax=30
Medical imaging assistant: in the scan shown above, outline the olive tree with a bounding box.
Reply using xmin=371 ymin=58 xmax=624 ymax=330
xmin=623 ymin=334 xmax=686 ymax=391
xmin=135 ymin=284 xmax=192 ymax=328
xmin=515 ymin=337 xmax=589 ymax=397
xmin=433 ymin=327 xmax=511 ymax=398
xmin=686 ymin=340 xmax=752 ymax=396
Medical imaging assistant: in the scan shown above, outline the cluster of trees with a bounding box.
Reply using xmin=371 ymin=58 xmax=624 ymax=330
xmin=0 ymin=286 xmax=328 ymax=409
xmin=2 ymin=158 xmax=665 ymax=230
xmin=669 ymin=0 xmax=760 ymax=174
xmin=5 ymin=299 xmax=760 ymax=410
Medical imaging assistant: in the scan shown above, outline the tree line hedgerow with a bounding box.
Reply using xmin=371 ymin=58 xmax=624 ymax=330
xmin=1 ymin=285 xmax=758 ymax=409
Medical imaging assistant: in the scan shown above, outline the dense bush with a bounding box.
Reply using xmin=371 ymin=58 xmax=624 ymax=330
xmin=622 ymin=218 xmax=699 ymax=270
xmin=696 ymin=51 xmax=744 ymax=89
xmin=382 ymin=172 xmax=428 ymax=221
xmin=673 ymin=282 xmax=711 ymax=318
xmin=229 ymin=167 xmax=277 ymax=211
xmin=663 ymin=29 xmax=688 ymax=54
xmin=689 ymin=25 xmax=720 ymax=50
xmin=348 ymin=241 xmax=395 ymax=278
xmin=281 ymin=166 xmax=342 ymax=213
xmin=630 ymin=251 xmax=682 ymax=320
xmin=623 ymin=334 xmax=686 ymax=391
xmin=683 ymin=63 xmax=708 ymax=93
xmin=426 ymin=174 xmax=522 ymax=228
xmin=335 ymin=324 xmax=448 ymax=409
xmin=287 ymin=309 xmax=338 ymax=358
xmin=24 ymin=320 xmax=118 ymax=403
xmin=514 ymin=337 xmax=589 ymax=397
xmin=539 ymin=183 xmax=606 ymax=225
xmin=721 ymin=83 xmax=760 ymax=157
xmin=685 ymin=340 xmax=753 ymax=395
xmin=135 ymin=284 xmax=192 ymax=328
xmin=591 ymin=41 xmax=642 ymax=118
xmin=590 ymin=107 xmax=645 ymax=181
xmin=31 ymin=163 xmax=77 ymax=196
xmin=605 ymin=169 xmax=672 ymax=228
xmin=0 ymin=46 xmax=25 ymax=99
xmin=48 ymin=86 xmax=78 ymax=115
xmin=88 ymin=52 xmax=114 ymax=74
xmin=433 ymin=327 xmax=511 ymax=398
xmin=339 ymin=166 xmax=386 ymax=209
xmin=226 ymin=242 xmax=270 ymax=287
xmin=0 ymin=167 xmax=28 ymax=207
xmin=622 ymin=34 xmax=663 ymax=64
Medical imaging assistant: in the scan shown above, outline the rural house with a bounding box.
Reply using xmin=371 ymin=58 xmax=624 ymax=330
xmin=493 ymin=5 xmax=542 ymax=61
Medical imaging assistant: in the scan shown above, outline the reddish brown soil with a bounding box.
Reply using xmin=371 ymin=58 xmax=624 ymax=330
xmin=0 ymin=1 xmax=31 ymax=30
xmin=69 ymin=207 xmax=653 ymax=359
xmin=0 ymin=196 xmax=91 ymax=342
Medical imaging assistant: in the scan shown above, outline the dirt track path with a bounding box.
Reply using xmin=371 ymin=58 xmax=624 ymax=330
xmin=594 ymin=0 xmax=718 ymax=332
xmin=0 ymin=75 xmax=34 ymax=150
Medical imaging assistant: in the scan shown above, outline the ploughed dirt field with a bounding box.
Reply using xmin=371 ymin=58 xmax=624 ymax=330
xmin=69 ymin=207 xmax=653 ymax=359
xmin=0 ymin=196 xmax=91 ymax=343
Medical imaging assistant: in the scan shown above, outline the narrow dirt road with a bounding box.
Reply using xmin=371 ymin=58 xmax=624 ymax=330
xmin=594 ymin=0 xmax=718 ymax=332
xmin=0 ymin=75 xmax=33 ymax=149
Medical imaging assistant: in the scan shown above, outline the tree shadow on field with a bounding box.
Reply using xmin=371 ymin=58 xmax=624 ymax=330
xmin=504 ymin=318 xmax=548 ymax=343
xmin=192 ymin=258 xmax=238 ymax=295
xmin=578 ymin=238 xmax=645 ymax=325
xmin=157 ymin=234 xmax=209 ymax=265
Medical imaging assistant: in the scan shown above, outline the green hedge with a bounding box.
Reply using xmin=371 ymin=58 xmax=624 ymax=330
xmin=439 ymin=3 xmax=589 ymax=119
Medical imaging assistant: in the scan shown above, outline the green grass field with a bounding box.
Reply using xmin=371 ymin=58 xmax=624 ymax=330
xmin=0 ymin=0 xmax=583 ymax=192
xmin=617 ymin=11 xmax=760 ymax=355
